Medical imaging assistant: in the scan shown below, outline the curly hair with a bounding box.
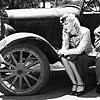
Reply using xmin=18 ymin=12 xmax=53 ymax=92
xmin=60 ymin=13 xmax=81 ymax=34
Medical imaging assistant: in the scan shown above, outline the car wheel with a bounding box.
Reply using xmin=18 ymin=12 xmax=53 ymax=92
xmin=0 ymin=43 xmax=50 ymax=95
xmin=84 ymin=0 xmax=100 ymax=12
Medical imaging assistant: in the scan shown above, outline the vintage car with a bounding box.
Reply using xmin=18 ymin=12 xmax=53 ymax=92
xmin=0 ymin=0 xmax=100 ymax=96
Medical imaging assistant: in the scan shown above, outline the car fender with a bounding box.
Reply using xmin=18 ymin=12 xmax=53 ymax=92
xmin=0 ymin=32 xmax=59 ymax=63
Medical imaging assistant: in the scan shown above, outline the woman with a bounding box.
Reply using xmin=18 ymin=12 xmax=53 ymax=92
xmin=58 ymin=13 xmax=97 ymax=96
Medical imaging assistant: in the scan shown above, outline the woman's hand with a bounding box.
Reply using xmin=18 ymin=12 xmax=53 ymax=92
xmin=58 ymin=49 xmax=66 ymax=56
xmin=58 ymin=49 xmax=64 ymax=56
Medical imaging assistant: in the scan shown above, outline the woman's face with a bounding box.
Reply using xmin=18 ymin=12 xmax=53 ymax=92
xmin=70 ymin=25 xmax=77 ymax=35
xmin=63 ymin=22 xmax=79 ymax=36
xmin=71 ymin=24 xmax=80 ymax=36
xmin=63 ymin=21 xmax=73 ymax=33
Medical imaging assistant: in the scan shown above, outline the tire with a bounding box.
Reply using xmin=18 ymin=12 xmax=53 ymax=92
xmin=0 ymin=43 xmax=50 ymax=95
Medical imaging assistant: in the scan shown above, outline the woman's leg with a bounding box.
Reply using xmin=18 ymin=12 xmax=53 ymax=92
xmin=60 ymin=57 xmax=77 ymax=91
xmin=68 ymin=61 xmax=84 ymax=92
xmin=68 ymin=61 xmax=83 ymax=85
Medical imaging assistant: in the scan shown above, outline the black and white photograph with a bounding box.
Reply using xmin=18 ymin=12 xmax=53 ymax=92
xmin=0 ymin=0 xmax=100 ymax=100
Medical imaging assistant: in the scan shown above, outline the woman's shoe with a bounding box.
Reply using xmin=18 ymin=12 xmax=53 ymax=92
xmin=96 ymin=83 xmax=100 ymax=94
xmin=74 ymin=85 xmax=86 ymax=96
xmin=69 ymin=91 xmax=76 ymax=95
xmin=69 ymin=84 xmax=77 ymax=95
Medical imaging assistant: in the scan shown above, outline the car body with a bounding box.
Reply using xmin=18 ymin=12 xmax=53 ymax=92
xmin=0 ymin=0 xmax=99 ymax=96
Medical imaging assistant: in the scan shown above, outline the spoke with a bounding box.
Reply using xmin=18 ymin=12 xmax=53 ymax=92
xmin=0 ymin=69 xmax=14 ymax=73
xmin=86 ymin=1 xmax=99 ymax=11
xmin=94 ymin=3 xmax=98 ymax=11
xmin=20 ymin=50 xmax=23 ymax=64
xmin=26 ymin=69 xmax=40 ymax=73
xmin=88 ymin=5 xmax=94 ymax=11
xmin=25 ymin=73 xmax=38 ymax=82
xmin=19 ymin=76 xmax=22 ymax=90
xmin=10 ymin=53 xmax=18 ymax=66
xmin=4 ymin=62 xmax=16 ymax=69
xmin=10 ymin=75 xmax=19 ymax=88
xmin=23 ymin=75 xmax=31 ymax=88
xmin=25 ymin=60 xmax=39 ymax=69
xmin=24 ymin=53 xmax=33 ymax=64
xmin=3 ymin=73 xmax=16 ymax=81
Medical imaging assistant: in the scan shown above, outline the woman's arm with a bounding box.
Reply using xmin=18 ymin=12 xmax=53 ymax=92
xmin=60 ymin=27 xmax=90 ymax=56
xmin=61 ymin=30 xmax=69 ymax=50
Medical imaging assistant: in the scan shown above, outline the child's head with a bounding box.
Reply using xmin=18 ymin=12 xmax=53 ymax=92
xmin=60 ymin=13 xmax=80 ymax=35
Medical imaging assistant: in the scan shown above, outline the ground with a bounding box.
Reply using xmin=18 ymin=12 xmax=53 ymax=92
xmin=0 ymin=62 xmax=100 ymax=100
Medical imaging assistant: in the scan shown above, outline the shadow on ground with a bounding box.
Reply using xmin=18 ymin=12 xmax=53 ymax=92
xmin=0 ymin=70 xmax=100 ymax=100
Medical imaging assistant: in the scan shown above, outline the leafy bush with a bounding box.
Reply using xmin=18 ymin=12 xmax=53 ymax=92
xmin=2 ymin=0 xmax=42 ymax=9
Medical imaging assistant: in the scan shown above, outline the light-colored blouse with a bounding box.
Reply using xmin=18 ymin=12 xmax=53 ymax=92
xmin=62 ymin=26 xmax=97 ymax=56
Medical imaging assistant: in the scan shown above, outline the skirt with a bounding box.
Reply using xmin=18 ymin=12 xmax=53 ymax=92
xmin=68 ymin=52 xmax=96 ymax=83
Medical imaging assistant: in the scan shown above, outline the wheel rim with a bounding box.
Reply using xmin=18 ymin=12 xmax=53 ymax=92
xmin=84 ymin=0 xmax=100 ymax=12
xmin=0 ymin=48 xmax=45 ymax=94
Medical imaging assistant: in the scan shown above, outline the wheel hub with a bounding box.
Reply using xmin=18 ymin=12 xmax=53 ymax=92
xmin=17 ymin=70 xmax=23 ymax=75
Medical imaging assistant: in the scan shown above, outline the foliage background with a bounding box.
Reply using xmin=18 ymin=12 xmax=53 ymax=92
xmin=2 ymin=0 xmax=43 ymax=9
xmin=1 ymin=0 xmax=89 ymax=9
